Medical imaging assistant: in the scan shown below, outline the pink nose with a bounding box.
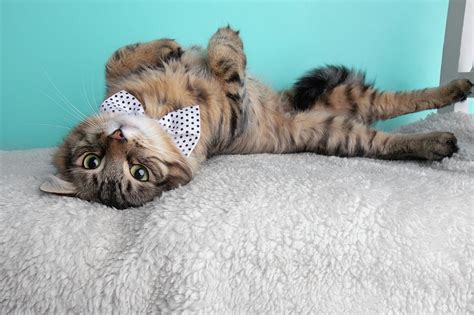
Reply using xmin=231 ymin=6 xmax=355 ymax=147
xmin=109 ymin=129 xmax=126 ymax=141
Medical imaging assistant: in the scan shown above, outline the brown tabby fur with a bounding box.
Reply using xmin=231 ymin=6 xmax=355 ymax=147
xmin=42 ymin=26 xmax=473 ymax=209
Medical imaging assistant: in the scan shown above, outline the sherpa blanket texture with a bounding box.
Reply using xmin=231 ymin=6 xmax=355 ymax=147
xmin=1 ymin=112 xmax=473 ymax=313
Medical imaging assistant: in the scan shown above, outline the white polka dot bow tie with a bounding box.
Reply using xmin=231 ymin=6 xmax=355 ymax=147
xmin=100 ymin=90 xmax=200 ymax=157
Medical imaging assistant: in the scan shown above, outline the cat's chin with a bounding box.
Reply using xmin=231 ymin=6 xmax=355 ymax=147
xmin=89 ymin=113 xmax=168 ymax=146
xmin=101 ymin=114 xmax=147 ymax=141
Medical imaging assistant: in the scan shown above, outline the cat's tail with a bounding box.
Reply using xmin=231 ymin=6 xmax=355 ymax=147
xmin=292 ymin=65 xmax=369 ymax=111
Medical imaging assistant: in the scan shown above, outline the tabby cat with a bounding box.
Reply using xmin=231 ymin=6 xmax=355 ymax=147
xmin=40 ymin=26 xmax=473 ymax=209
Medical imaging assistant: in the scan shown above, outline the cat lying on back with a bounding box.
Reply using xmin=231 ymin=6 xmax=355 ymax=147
xmin=40 ymin=26 xmax=473 ymax=209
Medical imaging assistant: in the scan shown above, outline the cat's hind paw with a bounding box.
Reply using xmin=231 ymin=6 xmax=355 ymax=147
xmin=446 ymin=79 xmax=472 ymax=103
xmin=420 ymin=132 xmax=458 ymax=160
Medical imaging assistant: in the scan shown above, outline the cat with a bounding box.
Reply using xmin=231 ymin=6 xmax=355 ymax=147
xmin=40 ymin=26 xmax=473 ymax=209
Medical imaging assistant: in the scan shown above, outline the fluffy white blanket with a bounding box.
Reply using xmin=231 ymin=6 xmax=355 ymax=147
xmin=1 ymin=112 xmax=473 ymax=313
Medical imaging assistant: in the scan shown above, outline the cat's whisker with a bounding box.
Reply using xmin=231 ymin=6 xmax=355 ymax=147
xmin=90 ymin=75 xmax=100 ymax=106
xmin=40 ymin=90 xmax=86 ymax=123
xmin=82 ymin=79 xmax=97 ymax=114
xmin=83 ymin=122 xmax=98 ymax=129
xmin=81 ymin=117 xmax=101 ymax=129
xmin=87 ymin=113 xmax=107 ymax=127
xmin=44 ymin=72 xmax=89 ymax=120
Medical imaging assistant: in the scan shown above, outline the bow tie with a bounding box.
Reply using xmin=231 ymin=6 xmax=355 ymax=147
xmin=100 ymin=90 xmax=200 ymax=157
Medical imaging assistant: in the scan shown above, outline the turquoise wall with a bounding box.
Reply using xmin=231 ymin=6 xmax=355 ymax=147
xmin=1 ymin=0 xmax=471 ymax=150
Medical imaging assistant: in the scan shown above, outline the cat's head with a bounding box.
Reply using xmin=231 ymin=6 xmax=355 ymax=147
xmin=40 ymin=113 xmax=193 ymax=209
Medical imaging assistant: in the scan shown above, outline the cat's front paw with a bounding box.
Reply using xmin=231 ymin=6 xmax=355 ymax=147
xmin=446 ymin=79 xmax=473 ymax=103
xmin=419 ymin=132 xmax=458 ymax=160
xmin=156 ymin=40 xmax=183 ymax=62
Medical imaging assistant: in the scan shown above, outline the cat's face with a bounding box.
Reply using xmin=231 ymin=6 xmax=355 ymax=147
xmin=41 ymin=113 xmax=193 ymax=209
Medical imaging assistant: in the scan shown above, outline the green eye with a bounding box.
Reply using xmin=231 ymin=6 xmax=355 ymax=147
xmin=130 ymin=165 xmax=149 ymax=182
xmin=82 ymin=154 xmax=101 ymax=169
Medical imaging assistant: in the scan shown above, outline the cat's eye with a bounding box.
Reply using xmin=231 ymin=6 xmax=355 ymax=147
xmin=130 ymin=165 xmax=149 ymax=182
xmin=82 ymin=154 xmax=101 ymax=169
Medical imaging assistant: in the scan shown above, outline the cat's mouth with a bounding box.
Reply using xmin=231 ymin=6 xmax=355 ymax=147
xmin=102 ymin=114 xmax=149 ymax=141
xmin=109 ymin=128 xmax=127 ymax=142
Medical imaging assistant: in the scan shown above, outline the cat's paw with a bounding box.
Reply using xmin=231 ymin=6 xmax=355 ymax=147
xmin=214 ymin=25 xmax=243 ymax=49
xmin=106 ymin=39 xmax=183 ymax=85
xmin=139 ymin=39 xmax=182 ymax=64
xmin=446 ymin=79 xmax=473 ymax=103
xmin=155 ymin=40 xmax=183 ymax=62
xmin=419 ymin=132 xmax=458 ymax=160
xmin=112 ymin=39 xmax=182 ymax=66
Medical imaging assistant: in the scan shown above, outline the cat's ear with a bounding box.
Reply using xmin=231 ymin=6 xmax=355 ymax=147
xmin=40 ymin=175 xmax=77 ymax=196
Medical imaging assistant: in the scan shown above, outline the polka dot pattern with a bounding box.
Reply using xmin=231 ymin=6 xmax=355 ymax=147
xmin=99 ymin=90 xmax=145 ymax=115
xmin=159 ymin=106 xmax=200 ymax=157
xmin=99 ymin=90 xmax=201 ymax=157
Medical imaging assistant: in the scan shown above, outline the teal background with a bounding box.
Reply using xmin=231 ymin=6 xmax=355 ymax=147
xmin=1 ymin=0 xmax=472 ymax=150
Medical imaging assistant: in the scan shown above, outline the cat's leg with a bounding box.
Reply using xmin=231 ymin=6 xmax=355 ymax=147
xmin=289 ymin=111 xmax=458 ymax=160
xmin=360 ymin=79 xmax=472 ymax=123
xmin=105 ymin=39 xmax=183 ymax=93
xmin=292 ymin=66 xmax=472 ymax=124
xmin=207 ymin=26 xmax=247 ymax=104
xmin=319 ymin=80 xmax=472 ymax=124
xmin=205 ymin=26 xmax=249 ymax=143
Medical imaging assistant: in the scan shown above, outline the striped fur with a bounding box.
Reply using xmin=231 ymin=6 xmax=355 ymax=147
xmin=45 ymin=26 xmax=473 ymax=209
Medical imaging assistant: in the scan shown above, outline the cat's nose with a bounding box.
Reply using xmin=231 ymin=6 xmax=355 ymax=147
xmin=109 ymin=128 xmax=127 ymax=142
